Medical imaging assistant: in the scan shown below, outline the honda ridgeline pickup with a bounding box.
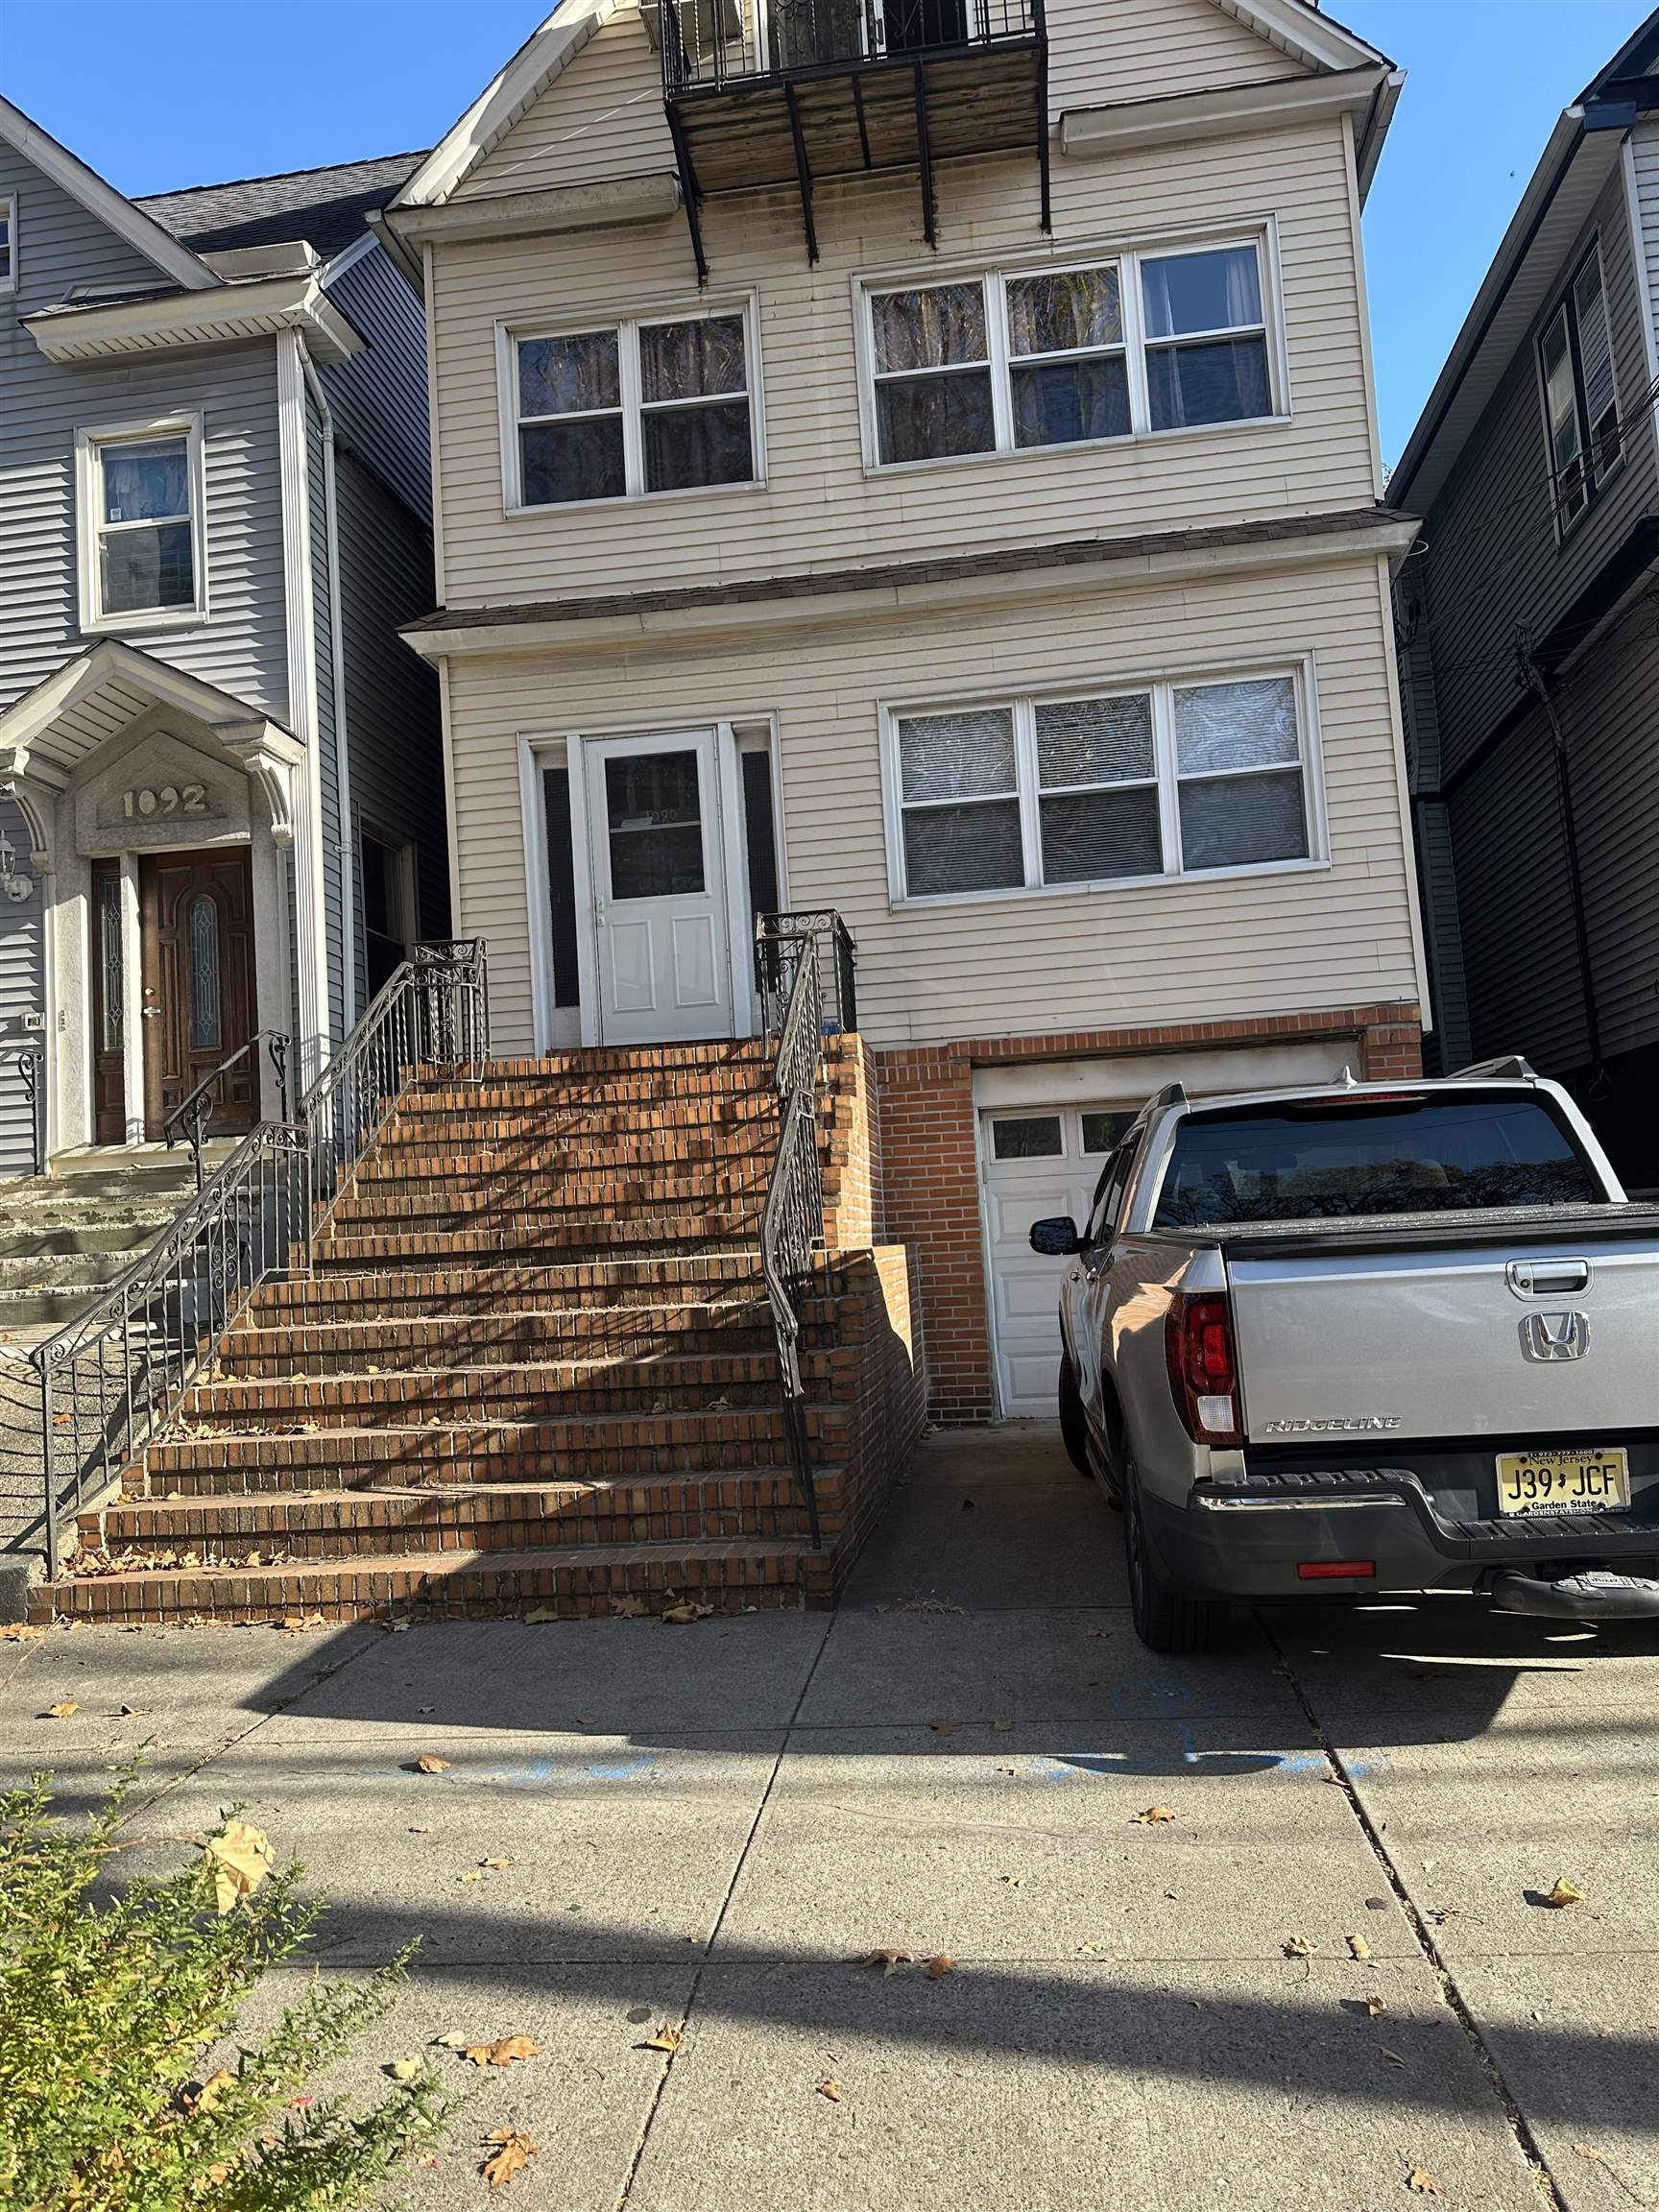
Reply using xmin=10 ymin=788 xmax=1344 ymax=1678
xmin=1028 ymin=1061 xmax=1659 ymax=1651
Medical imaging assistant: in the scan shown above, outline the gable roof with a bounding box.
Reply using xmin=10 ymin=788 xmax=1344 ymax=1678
xmin=393 ymin=0 xmax=1385 ymax=215
xmin=1388 ymin=8 xmax=1659 ymax=513
xmin=137 ymin=152 xmax=426 ymax=261
xmin=0 ymin=96 xmax=216 ymax=292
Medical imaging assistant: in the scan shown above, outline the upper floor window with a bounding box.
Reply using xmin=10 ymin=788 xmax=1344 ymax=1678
xmin=0 ymin=195 xmax=15 ymax=295
xmin=504 ymin=300 xmax=761 ymax=510
xmin=882 ymin=665 xmax=1318 ymax=904
xmin=75 ymin=414 xmax=207 ymax=633
xmin=862 ymin=234 xmax=1278 ymax=469
xmin=1539 ymin=240 xmax=1621 ymax=537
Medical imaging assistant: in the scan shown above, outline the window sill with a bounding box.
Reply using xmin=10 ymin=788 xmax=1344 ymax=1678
xmin=862 ymin=409 xmax=1294 ymax=482
xmin=502 ymin=474 xmax=769 ymax=521
xmin=78 ymin=605 xmax=210 ymax=637
xmin=888 ymin=854 xmax=1331 ymax=913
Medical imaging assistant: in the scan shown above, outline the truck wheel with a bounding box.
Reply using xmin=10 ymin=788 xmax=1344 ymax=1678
xmin=1058 ymin=1350 xmax=1092 ymax=1477
xmin=1124 ymin=1461 xmax=1222 ymax=1654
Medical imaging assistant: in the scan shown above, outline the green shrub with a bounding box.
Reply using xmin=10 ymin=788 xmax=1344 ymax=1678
xmin=0 ymin=1767 xmax=453 ymax=2210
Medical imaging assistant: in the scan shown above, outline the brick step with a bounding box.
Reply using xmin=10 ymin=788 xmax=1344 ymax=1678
xmin=352 ymin=1130 xmax=779 ymax=1183
xmin=80 ymin=1465 xmax=822 ymax=1559
xmin=141 ymin=1403 xmax=850 ymax=1492
xmin=33 ymin=1535 xmax=813 ymax=1626
xmin=249 ymin=1254 xmax=774 ymax=1322
xmin=179 ymin=1349 xmax=838 ymax=1431
xmin=327 ymin=1167 xmax=774 ymax=1227
xmin=376 ymin=1091 xmax=785 ymax=1138
xmin=312 ymin=1212 xmax=762 ymax=1270
xmin=218 ymin=1300 xmax=787 ymax=1376
xmin=404 ymin=1071 xmax=780 ymax=1116
xmin=421 ymin=1043 xmax=776 ymax=1082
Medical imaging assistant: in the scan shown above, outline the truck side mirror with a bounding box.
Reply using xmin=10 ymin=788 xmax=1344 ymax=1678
xmin=1028 ymin=1216 xmax=1083 ymax=1258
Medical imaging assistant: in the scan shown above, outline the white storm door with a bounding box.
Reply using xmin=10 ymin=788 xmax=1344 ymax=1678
xmin=585 ymin=729 xmax=734 ymax=1046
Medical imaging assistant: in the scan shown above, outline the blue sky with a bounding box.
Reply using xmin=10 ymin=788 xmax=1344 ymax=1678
xmin=0 ymin=0 xmax=1648 ymax=461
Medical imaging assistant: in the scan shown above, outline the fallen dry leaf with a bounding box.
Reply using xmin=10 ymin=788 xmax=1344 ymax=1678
xmin=999 ymin=1874 xmax=1022 ymax=1889
xmin=864 ymin=1949 xmax=913 ymax=1976
xmin=276 ymin=1613 xmax=326 ymax=1634
xmin=923 ymin=1954 xmax=956 ymax=1979
xmin=640 ymin=2024 xmax=684 ymax=2054
xmin=611 ymin=1596 xmax=646 ymax=1618
xmin=195 ymin=2067 xmax=234 ymax=2111
xmin=816 ymin=2078 xmax=844 ymax=2103
xmin=384 ymin=2058 xmax=421 ymax=2083
xmin=414 ymin=1754 xmax=452 ymax=1774
xmin=40 ymin=1700 xmax=78 ymax=1719
xmin=927 ymin=1720 xmax=962 ymax=1736
xmin=432 ymin=2031 xmax=469 ymax=2051
xmin=204 ymin=1819 xmax=274 ymax=1915
xmin=0 ymin=1623 xmax=45 ymax=1643
xmin=1362 ymin=1994 xmax=1387 ymax=2018
xmin=1572 ymin=2145 xmax=1610 ymax=2167
xmin=522 ymin=1606 xmax=561 ymax=1624
xmin=661 ymin=1601 xmax=714 ymax=1624
xmin=462 ymin=2035 xmax=541 ymax=2069
xmin=481 ymin=2128 xmax=537 ymax=2189
xmin=1382 ymin=2047 xmax=1407 ymax=2070
xmin=459 ymin=1869 xmax=483 ymax=1885
xmin=1283 ymin=1936 xmax=1316 ymax=1959
xmin=1347 ymin=1932 xmax=1373 ymax=1960
xmin=1406 ymin=2168 xmax=1443 ymax=2198
xmin=1542 ymin=1876 xmax=1587 ymax=1909
xmin=1131 ymin=1805 xmax=1176 ymax=1826
xmin=480 ymin=1855 xmax=519 ymax=1870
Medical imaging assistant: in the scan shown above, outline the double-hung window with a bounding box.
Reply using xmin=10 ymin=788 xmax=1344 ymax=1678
xmin=1539 ymin=241 xmax=1620 ymax=535
xmin=0 ymin=195 xmax=15 ymax=295
xmin=76 ymin=415 xmax=206 ymax=630
xmin=508 ymin=301 xmax=760 ymax=508
xmin=863 ymin=235 xmax=1276 ymax=467
xmin=886 ymin=668 xmax=1316 ymax=902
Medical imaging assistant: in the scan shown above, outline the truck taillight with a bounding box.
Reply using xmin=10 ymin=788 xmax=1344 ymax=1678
xmin=1166 ymin=1291 xmax=1242 ymax=1448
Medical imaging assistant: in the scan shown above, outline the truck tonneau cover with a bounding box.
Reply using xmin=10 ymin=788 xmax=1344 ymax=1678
xmin=1141 ymin=1202 xmax=1659 ymax=1261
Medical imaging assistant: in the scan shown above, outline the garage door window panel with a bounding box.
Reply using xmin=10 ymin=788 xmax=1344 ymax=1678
xmin=992 ymin=1115 xmax=1065 ymax=1160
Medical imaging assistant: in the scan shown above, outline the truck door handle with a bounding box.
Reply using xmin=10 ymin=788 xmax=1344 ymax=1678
xmin=1507 ymin=1258 xmax=1591 ymax=1297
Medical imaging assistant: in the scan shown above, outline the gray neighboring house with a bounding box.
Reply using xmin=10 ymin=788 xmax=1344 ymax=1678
xmin=0 ymin=106 xmax=449 ymax=1176
xmin=1387 ymin=12 xmax=1659 ymax=1183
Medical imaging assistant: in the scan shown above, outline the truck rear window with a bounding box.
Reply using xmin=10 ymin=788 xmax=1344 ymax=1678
xmin=1153 ymin=1094 xmax=1602 ymax=1225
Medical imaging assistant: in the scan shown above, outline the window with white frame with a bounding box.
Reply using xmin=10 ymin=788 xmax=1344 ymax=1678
xmin=76 ymin=417 xmax=205 ymax=627
xmin=508 ymin=303 xmax=759 ymax=508
xmin=863 ymin=236 xmax=1276 ymax=467
xmin=1539 ymin=240 xmax=1620 ymax=534
xmin=0 ymin=195 xmax=15 ymax=294
xmin=887 ymin=669 xmax=1313 ymax=902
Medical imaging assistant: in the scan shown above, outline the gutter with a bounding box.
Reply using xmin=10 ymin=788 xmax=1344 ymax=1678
xmin=299 ymin=351 xmax=358 ymax=1030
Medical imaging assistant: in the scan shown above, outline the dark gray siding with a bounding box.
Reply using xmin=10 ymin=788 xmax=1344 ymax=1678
xmin=318 ymin=243 xmax=431 ymax=523
xmin=0 ymin=796 xmax=46 ymax=1177
xmin=1420 ymin=166 xmax=1659 ymax=778
xmin=334 ymin=447 xmax=448 ymax=1008
xmin=0 ymin=144 xmax=288 ymax=720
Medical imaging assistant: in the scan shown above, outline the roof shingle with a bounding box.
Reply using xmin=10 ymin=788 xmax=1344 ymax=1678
xmin=135 ymin=151 xmax=426 ymax=260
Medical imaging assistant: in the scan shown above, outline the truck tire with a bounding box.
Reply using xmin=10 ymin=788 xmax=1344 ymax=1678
xmin=1058 ymin=1349 xmax=1092 ymax=1477
xmin=1124 ymin=1460 xmax=1223 ymax=1654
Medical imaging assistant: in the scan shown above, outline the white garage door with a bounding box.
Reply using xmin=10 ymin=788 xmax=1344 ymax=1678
xmin=980 ymin=1105 xmax=1136 ymax=1419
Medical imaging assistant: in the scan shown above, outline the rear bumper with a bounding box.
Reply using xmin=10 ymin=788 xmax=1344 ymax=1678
xmin=1145 ymin=1465 xmax=1659 ymax=1600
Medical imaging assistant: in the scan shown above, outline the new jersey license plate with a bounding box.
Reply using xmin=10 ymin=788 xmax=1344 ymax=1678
xmin=1495 ymin=1447 xmax=1629 ymax=1517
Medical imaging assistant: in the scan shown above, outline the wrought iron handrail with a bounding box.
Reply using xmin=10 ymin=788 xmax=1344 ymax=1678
xmin=8 ymin=1042 xmax=46 ymax=1178
xmin=755 ymin=913 xmax=857 ymax=1552
xmin=162 ymin=1028 xmax=292 ymax=1191
xmin=661 ymin=0 xmax=1041 ymax=93
xmin=27 ymin=940 xmax=489 ymax=1579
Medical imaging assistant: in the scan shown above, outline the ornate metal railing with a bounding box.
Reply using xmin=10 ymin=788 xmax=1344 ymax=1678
xmin=163 ymin=1028 xmax=292 ymax=1192
xmin=27 ymin=941 xmax=488 ymax=1578
xmin=755 ymin=913 xmax=857 ymax=1551
xmin=661 ymin=0 xmax=1040 ymax=92
xmin=9 ymin=1042 xmax=45 ymax=1178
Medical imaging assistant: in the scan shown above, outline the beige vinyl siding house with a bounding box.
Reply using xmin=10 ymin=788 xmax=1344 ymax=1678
xmin=390 ymin=0 xmax=1425 ymax=1419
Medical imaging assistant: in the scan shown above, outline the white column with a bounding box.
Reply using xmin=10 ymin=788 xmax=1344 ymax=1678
xmin=276 ymin=326 xmax=331 ymax=1091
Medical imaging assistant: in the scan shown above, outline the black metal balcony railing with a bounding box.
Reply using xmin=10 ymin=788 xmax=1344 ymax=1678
xmin=661 ymin=0 xmax=1040 ymax=93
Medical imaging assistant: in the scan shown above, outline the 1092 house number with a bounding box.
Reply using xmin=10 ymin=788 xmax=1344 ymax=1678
xmin=123 ymin=784 xmax=208 ymax=819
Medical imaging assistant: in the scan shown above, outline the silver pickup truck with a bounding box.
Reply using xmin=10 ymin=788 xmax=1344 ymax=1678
xmin=1028 ymin=1060 xmax=1659 ymax=1651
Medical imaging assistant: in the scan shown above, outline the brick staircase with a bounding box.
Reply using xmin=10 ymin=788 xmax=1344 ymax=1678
xmin=33 ymin=1040 xmax=924 ymax=1625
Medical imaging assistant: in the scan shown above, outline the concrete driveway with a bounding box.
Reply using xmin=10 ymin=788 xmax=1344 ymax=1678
xmin=4 ymin=1429 xmax=1656 ymax=2210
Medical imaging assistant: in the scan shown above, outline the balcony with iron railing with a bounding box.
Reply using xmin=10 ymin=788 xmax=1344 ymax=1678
xmin=649 ymin=0 xmax=1048 ymax=273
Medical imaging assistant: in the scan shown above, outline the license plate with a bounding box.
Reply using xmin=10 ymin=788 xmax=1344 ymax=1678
xmin=1495 ymin=1446 xmax=1629 ymax=1517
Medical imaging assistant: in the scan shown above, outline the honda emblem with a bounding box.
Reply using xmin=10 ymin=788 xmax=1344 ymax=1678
xmin=1520 ymin=1311 xmax=1590 ymax=1362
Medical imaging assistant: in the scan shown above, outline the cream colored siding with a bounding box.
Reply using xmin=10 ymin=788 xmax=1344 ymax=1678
xmin=444 ymin=555 xmax=1418 ymax=1053
xmin=432 ymin=115 xmax=1375 ymax=607
xmin=455 ymin=7 xmax=676 ymax=200
xmin=1049 ymin=0 xmax=1310 ymax=104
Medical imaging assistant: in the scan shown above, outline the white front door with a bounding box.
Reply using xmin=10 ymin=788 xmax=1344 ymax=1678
xmin=585 ymin=729 xmax=734 ymax=1046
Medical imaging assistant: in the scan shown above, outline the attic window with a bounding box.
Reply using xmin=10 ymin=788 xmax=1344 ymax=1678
xmin=507 ymin=300 xmax=760 ymax=510
xmin=0 ymin=195 xmax=14 ymax=295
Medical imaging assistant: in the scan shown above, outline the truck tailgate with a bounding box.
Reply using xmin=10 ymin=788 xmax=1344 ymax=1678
xmin=1221 ymin=1214 xmax=1659 ymax=1442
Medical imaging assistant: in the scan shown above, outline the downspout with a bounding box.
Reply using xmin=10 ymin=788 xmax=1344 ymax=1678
xmin=300 ymin=350 xmax=357 ymax=1030
xmin=1521 ymin=643 xmax=1602 ymax=1074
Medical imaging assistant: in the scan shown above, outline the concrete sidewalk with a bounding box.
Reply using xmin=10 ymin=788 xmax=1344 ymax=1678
xmin=3 ymin=1429 xmax=1656 ymax=2210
